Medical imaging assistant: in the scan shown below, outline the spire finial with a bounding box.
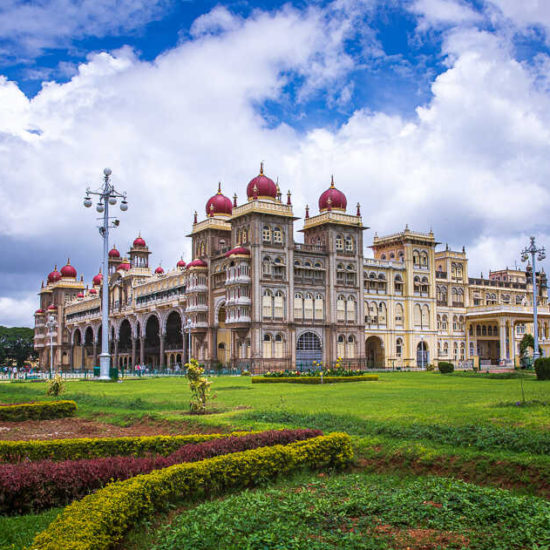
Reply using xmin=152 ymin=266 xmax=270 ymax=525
xmin=356 ymin=202 xmax=361 ymax=216
xmin=233 ymin=193 xmax=238 ymax=207
xmin=305 ymin=204 xmax=310 ymax=219
xmin=287 ymin=190 xmax=292 ymax=206
xmin=67 ymin=257 xmax=70 ymax=265
xmin=260 ymin=161 xmax=264 ymax=175
xmin=217 ymin=181 xmax=222 ymax=194
xmin=330 ymin=174 xmax=335 ymax=188
xmin=193 ymin=211 xmax=198 ymax=224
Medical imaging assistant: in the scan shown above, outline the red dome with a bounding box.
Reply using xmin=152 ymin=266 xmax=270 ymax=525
xmin=35 ymin=309 xmax=45 ymax=314
xmin=47 ymin=304 xmax=56 ymax=311
xmin=77 ymin=292 xmax=84 ymax=298
xmin=133 ymin=236 xmax=146 ymax=247
xmin=177 ymin=259 xmax=186 ymax=268
xmin=206 ymin=183 xmax=232 ymax=217
xmin=187 ymin=258 xmax=208 ymax=268
xmin=319 ymin=176 xmax=347 ymax=212
xmin=108 ymin=246 xmax=120 ymax=258
xmin=225 ymin=246 xmax=251 ymax=257
xmin=47 ymin=266 xmax=61 ymax=284
xmin=155 ymin=266 xmax=165 ymax=274
xmin=92 ymin=273 xmax=103 ymax=286
xmin=118 ymin=261 xmax=131 ymax=271
xmin=89 ymin=288 xmax=98 ymax=294
xmin=246 ymin=163 xmax=277 ymax=200
xmin=61 ymin=260 xmax=77 ymax=278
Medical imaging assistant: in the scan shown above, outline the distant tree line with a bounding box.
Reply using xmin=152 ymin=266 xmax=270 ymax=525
xmin=0 ymin=326 xmax=37 ymax=368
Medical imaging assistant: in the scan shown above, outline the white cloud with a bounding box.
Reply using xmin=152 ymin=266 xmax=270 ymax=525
xmin=410 ymin=0 xmax=482 ymax=30
xmin=488 ymin=0 xmax=550 ymax=34
xmin=0 ymin=295 xmax=37 ymax=328
xmin=0 ymin=4 xmax=550 ymax=327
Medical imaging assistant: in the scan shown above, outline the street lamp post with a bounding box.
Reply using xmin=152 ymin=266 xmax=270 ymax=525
xmin=521 ymin=236 xmax=546 ymax=363
xmin=83 ymin=168 xmax=128 ymax=380
xmin=185 ymin=318 xmax=193 ymax=364
xmin=46 ymin=314 xmax=56 ymax=379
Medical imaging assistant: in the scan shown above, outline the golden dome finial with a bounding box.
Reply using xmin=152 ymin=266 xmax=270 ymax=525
xmin=330 ymin=175 xmax=335 ymax=188
xmin=217 ymin=181 xmax=222 ymax=194
xmin=260 ymin=161 xmax=264 ymax=175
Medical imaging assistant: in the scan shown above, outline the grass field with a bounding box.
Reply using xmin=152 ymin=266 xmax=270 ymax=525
xmin=1 ymin=372 xmax=549 ymax=549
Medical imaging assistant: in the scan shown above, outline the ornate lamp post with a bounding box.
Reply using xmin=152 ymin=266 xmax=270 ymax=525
xmin=521 ymin=236 xmax=546 ymax=362
xmin=46 ymin=314 xmax=56 ymax=379
xmin=83 ymin=168 xmax=128 ymax=380
xmin=185 ymin=318 xmax=193 ymax=364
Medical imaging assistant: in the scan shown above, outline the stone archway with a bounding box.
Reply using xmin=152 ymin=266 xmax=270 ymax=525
xmin=72 ymin=328 xmax=82 ymax=369
xmin=417 ymin=341 xmax=429 ymax=368
xmin=118 ymin=319 xmax=132 ymax=368
xmin=216 ymin=304 xmax=230 ymax=366
xmin=366 ymin=336 xmax=384 ymax=368
xmin=296 ymin=331 xmax=322 ymax=368
xmin=144 ymin=315 xmax=160 ymax=368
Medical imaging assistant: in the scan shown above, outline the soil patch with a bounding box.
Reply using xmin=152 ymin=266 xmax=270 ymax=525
xmin=0 ymin=417 xmax=226 ymax=441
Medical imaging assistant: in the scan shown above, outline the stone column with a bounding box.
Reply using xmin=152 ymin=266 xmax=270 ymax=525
xmin=80 ymin=344 xmax=85 ymax=370
xmin=131 ymin=337 xmax=136 ymax=367
xmin=69 ymin=344 xmax=74 ymax=371
xmin=159 ymin=331 xmax=165 ymax=369
xmin=113 ymin=339 xmax=119 ymax=370
xmin=509 ymin=321 xmax=516 ymax=365
xmin=92 ymin=341 xmax=98 ymax=368
xmin=498 ymin=319 xmax=507 ymax=362
xmin=139 ymin=338 xmax=145 ymax=365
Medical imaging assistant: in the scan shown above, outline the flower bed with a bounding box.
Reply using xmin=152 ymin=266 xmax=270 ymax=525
xmin=30 ymin=433 xmax=352 ymax=550
xmin=1 ymin=429 xmax=321 ymax=514
xmin=252 ymin=375 xmax=378 ymax=384
xmin=0 ymin=400 xmax=76 ymax=422
xmin=0 ymin=432 xmax=248 ymax=463
xmin=264 ymin=368 xmax=367 ymax=378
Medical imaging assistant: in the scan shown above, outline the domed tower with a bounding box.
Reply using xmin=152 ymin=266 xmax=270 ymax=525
xmin=128 ymin=235 xmax=151 ymax=270
xmin=206 ymin=183 xmax=233 ymax=218
xmin=108 ymin=245 xmax=122 ymax=275
xmin=246 ymin=162 xmax=278 ymax=202
xmin=318 ymin=176 xmax=347 ymax=212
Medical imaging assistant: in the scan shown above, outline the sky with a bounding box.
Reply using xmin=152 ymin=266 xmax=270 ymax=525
xmin=0 ymin=0 xmax=550 ymax=327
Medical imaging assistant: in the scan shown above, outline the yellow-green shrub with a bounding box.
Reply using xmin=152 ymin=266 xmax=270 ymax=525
xmin=252 ymin=375 xmax=378 ymax=384
xmin=0 ymin=400 xmax=76 ymax=422
xmin=0 ymin=432 xmax=253 ymax=463
xmin=29 ymin=433 xmax=352 ymax=550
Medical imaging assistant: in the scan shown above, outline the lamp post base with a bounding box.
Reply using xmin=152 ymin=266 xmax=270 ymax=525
xmin=98 ymin=353 xmax=111 ymax=380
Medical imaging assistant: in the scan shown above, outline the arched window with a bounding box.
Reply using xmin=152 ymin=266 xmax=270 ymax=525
xmin=275 ymin=334 xmax=284 ymax=358
xmin=398 ymin=251 xmax=404 ymax=262
xmin=346 ymin=296 xmax=356 ymax=322
xmin=437 ymin=314 xmax=441 ymax=330
xmin=336 ymin=263 xmax=345 ymax=284
xmin=368 ymin=302 xmax=378 ymax=326
xmin=294 ymin=293 xmax=303 ymax=319
xmin=304 ymin=293 xmax=314 ymax=320
xmin=396 ymin=338 xmax=403 ymax=358
xmin=380 ymin=254 xmax=386 ymax=260
xmin=262 ymin=289 xmax=273 ymax=318
xmin=262 ymin=226 xmax=271 ymax=242
xmin=274 ymin=290 xmax=284 ymax=318
xmin=263 ymin=334 xmax=272 ymax=358
xmin=262 ymin=256 xmax=271 ymax=277
xmin=442 ymin=314 xmax=448 ymax=331
xmin=421 ymin=277 xmax=429 ymax=296
xmin=335 ymin=235 xmax=344 ymax=251
xmin=346 ymin=335 xmax=355 ymax=358
xmin=420 ymin=251 xmax=428 ymax=268
xmin=453 ymin=315 xmax=458 ymax=331
xmin=394 ymin=275 xmax=403 ymax=294
xmin=337 ymin=295 xmax=346 ymax=321
xmin=242 ymin=228 xmax=248 ymax=243
xmin=345 ymin=236 xmax=354 ymax=252
xmin=337 ymin=335 xmax=345 ymax=358
xmin=453 ymin=342 xmax=458 ymax=360
xmin=314 ymin=293 xmax=324 ymax=320
xmin=413 ymin=250 xmax=420 ymax=267
xmin=414 ymin=304 xmax=422 ymax=327
xmin=378 ymin=302 xmax=387 ymax=327
xmin=459 ymin=316 xmax=465 ymax=331
xmin=273 ymin=226 xmax=283 ymax=244
xmin=422 ymin=305 xmax=430 ymax=329
xmin=443 ymin=341 xmax=449 ymax=356
xmin=395 ymin=303 xmax=404 ymax=327
xmin=414 ymin=276 xmax=421 ymax=295
xmin=460 ymin=342 xmax=465 ymax=360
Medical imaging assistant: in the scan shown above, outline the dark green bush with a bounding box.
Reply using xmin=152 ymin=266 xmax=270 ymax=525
xmin=438 ymin=361 xmax=454 ymax=374
xmin=0 ymin=401 xmax=76 ymax=422
xmin=252 ymin=375 xmax=378 ymax=384
xmin=534 ymin=357 xmax=550 ymax=380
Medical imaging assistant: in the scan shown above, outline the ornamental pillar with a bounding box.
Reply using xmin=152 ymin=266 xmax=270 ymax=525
xmin=69 ymin=344 xmax=74 ymax=372
xmin=92 ymin=340 xmax=98 ymax=368
xmin=139 ymin=337 xmax=145 ymax=365
xmin=498 ymin=319 xmax=507 ymax=362
xmin=113 ymin=339 xmax=119 ymax=370
xmin=80 ymin=344 xmax=85 ymax=370
xmin=159 ymin=331 xmax=166 ymax=369
xmin=131 ymin=337 xmax=136 ymax=367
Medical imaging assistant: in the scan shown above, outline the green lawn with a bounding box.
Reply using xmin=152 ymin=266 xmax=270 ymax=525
xmin=1 ymin=372 xmax=548 ymax=430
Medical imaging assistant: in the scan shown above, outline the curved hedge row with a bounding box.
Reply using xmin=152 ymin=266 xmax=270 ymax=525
xmin=0 ymin=401 xmax=76 ymax=422
xmin=252 ymin=375 xmax=378 ymax=384
xmin=2 ymin=429 xmax=321 ymax=514
xmin=0 ymin=432 xmax=252 ymax=463
xmin=29 ymin=433 xmax=352 ymax=550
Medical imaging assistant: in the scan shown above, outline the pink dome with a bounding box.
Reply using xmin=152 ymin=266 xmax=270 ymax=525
xmin=246 ymin=163 xmax=277 ymax=200
xmin=35 ymin=309 xmax=45 ymax=314
xmin=108 ymin=246 xmax=120 ymax=258
xmin=92 ymin=273 xmax=103 ymax=286
xmin=187 ymin=258 xmax=208 ymax=268
xmin=206 ymin=183 xmax=233 ymax=217
xmin=177 ymin=259 xmax=186 ymax=268
xmin=225 ymin=246 xmax=251 ymax=257
xmin=61 ymin=260 xmax=77 ymax=278
xmin=89 ymin=288 xmax=97 ymax=294
xmin=77 ymin=292 xmax=84 ymax=298
xmin=133 ymin=236 xmax=146 ymax=247
xmin=118 ymin=261 xmax=131 ymax=271
xmin=47 ymin=266 xmax=61 ymax=284
xmin=155 ymin=266 xmax=165 ymax=274
xmin=47 ymin=304 xmax=56 ymax=311
xmin=319 ymin=176 xmax=347 ymax=212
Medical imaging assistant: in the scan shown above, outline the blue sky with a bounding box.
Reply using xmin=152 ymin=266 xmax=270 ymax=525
xmin=1 ymin=0 xmax=550 ymax=326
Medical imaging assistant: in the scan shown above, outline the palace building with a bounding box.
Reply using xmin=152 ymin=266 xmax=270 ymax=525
xmin=33 ymin=165 xmax=550 ymax=371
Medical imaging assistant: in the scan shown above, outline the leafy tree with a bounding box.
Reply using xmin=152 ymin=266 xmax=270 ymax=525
xmin=186 ymin=359 xmax=214 ymax=414
xmin=0 ymin=326 xmax=37 ymax=368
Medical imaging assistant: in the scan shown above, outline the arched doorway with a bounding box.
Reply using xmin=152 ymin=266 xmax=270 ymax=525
xmin=296 ymin=332 xmax=322 ymax=368
xmin=145 ymin=315 xmax=160 ymax=368
xmin=366 ymin=336 xmax=384 ymax=368
xmin=73 ymin=328 xmax=82 ymax=369
xmin=216 ymin=304 xmax=230 ymax=366
xmin=166 ymin=311 xmax=183 ymax=367
xmin=84 ymin=326 xmax=94 ymax=368
xmin=417 ymin=341 xmax=429 ymax=368
xmin=119 ymin=320 xmax=132 ymax=368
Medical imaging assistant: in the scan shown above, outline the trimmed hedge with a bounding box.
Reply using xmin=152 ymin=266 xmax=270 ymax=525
xmin=252 ymin=375 xmax=378 ymax=384
xmin=534 ymin=357 xmax=550 ymax=380
xmin=1 ymin=429 xmax=321 ymax=514
xmin=0 ymin=432 xmax=252 ymax=463
xmin=0 ymin=401 xmax=76 ymax=422
xmin=30 ymin=433 xmax=352 ymax=550
xmin=437 ymin=362 xmax=454 ymax=374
